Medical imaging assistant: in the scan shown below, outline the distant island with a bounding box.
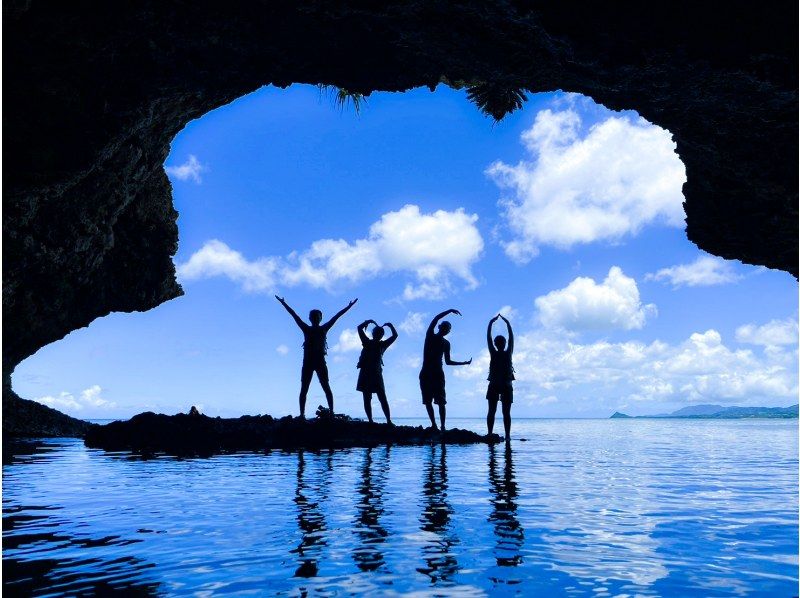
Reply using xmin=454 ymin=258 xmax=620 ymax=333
xmin=610 ymin=404 xmax=798 ymax=419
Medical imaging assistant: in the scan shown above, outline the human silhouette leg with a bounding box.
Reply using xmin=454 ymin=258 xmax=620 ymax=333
xmin=314 ymin=363 xmax=334 ymax=415
xmin=421 ymin=377 xmax=438 ymax=430
xmin=299 ymin=367 xmax=313 ymax=418
xmin=438 ymin=403 xmax=446 ymax=431
xmin=319 ymin=377 xmax=334 ymax=414
xmin=376 ymin=389 xmax=391 ymax=424
xmin=362 ymin=392 xmax=373 ymax=423
xmin=502 ymin=401 xmax=512 ymax=441
xmin=487 ymin=398 xmax=498 ymax=435
xmin=424 ymin=402 xmax=438 ymax=430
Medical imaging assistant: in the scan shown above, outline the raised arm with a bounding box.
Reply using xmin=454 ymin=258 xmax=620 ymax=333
xmin=382 ymin=322 xmax=399 ymax=348
xmin=444 ymin=342 xmax=472 ymax=366
xmin=500 ymin=315 xmax=514 ymax=353
xmin=487 ymin=315 xmax=500 ymax=353
xmin=357 ymin=319 xmax=375 ymax=344
xmin=275 ymin=296 xmax=307 ymax=330
xmin=426 ymin=308 xmax=461 ymax=336
xmin=323 ymin=298 xmax=358 ymax=330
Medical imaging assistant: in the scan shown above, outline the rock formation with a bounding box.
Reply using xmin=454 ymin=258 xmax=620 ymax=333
xmin=3 ymin=384 xmax=91 ymax=438
xmin=3 ymin=2 xmax=797 ymax=430
xmin=84 ymin=408 xmax=499 ymax=457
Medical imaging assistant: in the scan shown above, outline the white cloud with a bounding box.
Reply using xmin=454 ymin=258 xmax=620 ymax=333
xmin=165 ymin=155 xmax=205 ymax=184
xmin=177 ymin=205 xmax=484 ymax=300
xmin=402 ymin=355 xmax=422 ymax=369
xmin=456 ymin=327 xmax=798 ymax=405
xmin=282 ymin=205 xmax=483 ymax=298
xmin=534 ymin=267 xmax=656 ymax=331
xmin=276 ymin=344 xmax=290 ymax=355
xmin=34 ymin=385 xmax=116 ymax=414
xmin=399 ymin=312 xmax=428 ymax=335
xmin=736 ymin=318 xmax=798 ymax=347
xmin=332 ymin=329 xmax=362 ymax=353
xmin=645 ymin=255 xmax=741 ymax=288
xmin=487 ymin=98 xmax=686 ymax=263
xmin=497 ymin=305 xmax=518 ymax=320
xmin=177 ymin=240 xmax=279 ymax=292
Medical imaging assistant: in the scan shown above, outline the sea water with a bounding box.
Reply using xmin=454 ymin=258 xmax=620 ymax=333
xmin=3 ymin=419 xmax=797 ymax=596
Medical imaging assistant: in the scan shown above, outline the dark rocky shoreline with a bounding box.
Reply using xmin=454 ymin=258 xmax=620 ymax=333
xmin=84 ymin=407 xmax=499 ymax=457
xmin=3 ymin=388 xmax=91 ymax=439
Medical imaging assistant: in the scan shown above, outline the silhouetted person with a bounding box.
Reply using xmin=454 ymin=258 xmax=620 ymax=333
xmin=488 ymin=443 xmax=524 ymax=573
xmin=419 ymin=309 xmax=471 ymax=431
xmin=276 ymin=296 xmax=358 ymax=418
xmin=356 ymin=320 xmax=397 ymax=424
xmin=486 ymin=314 xmax=514 ymax=441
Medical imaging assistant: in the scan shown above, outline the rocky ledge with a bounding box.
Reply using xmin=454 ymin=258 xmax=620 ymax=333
xmin=84 ymin=407 xmax=499 ymax=457
xmin=3 ymin=388 xmax=91 ymax=438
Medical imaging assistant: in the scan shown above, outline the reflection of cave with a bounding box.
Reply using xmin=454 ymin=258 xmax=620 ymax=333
xmin=3 ymin=3 xmax=797 ymax=408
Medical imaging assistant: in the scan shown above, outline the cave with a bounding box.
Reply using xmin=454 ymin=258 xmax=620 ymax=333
xmin=3 ymin=2 xmax=797 ymax=431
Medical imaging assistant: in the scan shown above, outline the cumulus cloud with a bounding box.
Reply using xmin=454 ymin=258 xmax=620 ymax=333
xmin=332 ymin=329 xmax=363 ymax=353
xmin=165 ymin=155 xmax=205 ymax=184
xmin=487 ymin=98 xmax=686 ymax=263
xmin=402 ymin=355 xmax=422 ymax=369
xmin=456 ymin=327 xmax=798 ymax=405
xmin=177 ymin=240 xmax=279 ymax=292
xmin=497 ymin=305 xmax=518 ymax=320
xmin=399 ymin=312 xmax=428 ymax=335
xmin=282 ymin=205 xmax=483 ymax=299
xmin=177 ymin=205 xmax=483 ymax=300
xmin=645 ymin=255 xmax=741 ymax=288
xmin=34 ymin=385 xmax=116 ymax=414
xmin=534 ymin=267 xmax=656 ymax=331
xmin=736 ymin=318 xmax=798 ymax=347
xmin=276 ymin=344 xmax=290 ymax=355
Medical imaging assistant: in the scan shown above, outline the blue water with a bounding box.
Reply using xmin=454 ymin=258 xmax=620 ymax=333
xmin=3 ymin=419 xmax=798 ymax=596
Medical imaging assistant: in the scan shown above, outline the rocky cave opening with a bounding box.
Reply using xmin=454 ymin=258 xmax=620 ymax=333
xmin=4 ymin=2 xmax=796 ymax=436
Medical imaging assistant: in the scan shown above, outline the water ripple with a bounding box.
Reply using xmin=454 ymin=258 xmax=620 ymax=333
xmin=3 ymin=419 xmax=797 ymax=595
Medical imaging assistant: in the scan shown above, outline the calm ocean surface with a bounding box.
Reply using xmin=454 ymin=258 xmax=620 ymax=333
xmin=3 ymin=419 xmax=798 ymax=596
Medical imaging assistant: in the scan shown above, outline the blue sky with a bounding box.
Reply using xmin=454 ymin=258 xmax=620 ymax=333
xmin=15 ymin=85 xmax=798 ymax=419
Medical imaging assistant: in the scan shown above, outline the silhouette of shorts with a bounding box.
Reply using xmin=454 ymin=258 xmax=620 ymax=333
xmin=486 ymin=381 xmax=513 ymax=404
xmin=356 ymin=368 xmax=385 ymax=394
xmin=302 ymin=359 xmax=329 ymax=382
xmin=419 ymin=369 xmax=446 ymax=405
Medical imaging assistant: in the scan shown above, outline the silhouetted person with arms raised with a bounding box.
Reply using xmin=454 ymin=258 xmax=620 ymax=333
xmin=419 ymin=309 xmax=471 ymax=431
xmin=486 ymin=314 xmax=514 ymax=441
xmin=356 ymin=320 xmax=397 ymax=424
xmin=276 ymin=295 xmax=358 ymax=418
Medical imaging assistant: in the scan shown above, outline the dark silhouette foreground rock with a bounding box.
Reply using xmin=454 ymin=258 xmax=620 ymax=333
xmin=3 ymin=387 xmax=91 ymax=438
xmin=84 ymin=406 xmax=500 ymax=457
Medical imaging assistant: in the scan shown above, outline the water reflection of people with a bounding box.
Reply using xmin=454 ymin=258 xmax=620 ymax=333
xmin=352 ymin=446 xmax=389 ymax=572
xmin=292 ymin=450 xmax=331 ymax=578
xmin=488 ymin=443 xmax=524 ymax=575
xmin=417 ymin=444 xmax=459 ymax=585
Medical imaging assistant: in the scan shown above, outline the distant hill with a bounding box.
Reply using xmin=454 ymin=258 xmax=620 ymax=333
xmin=611 ymin=404 xmax=798 ymax=419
